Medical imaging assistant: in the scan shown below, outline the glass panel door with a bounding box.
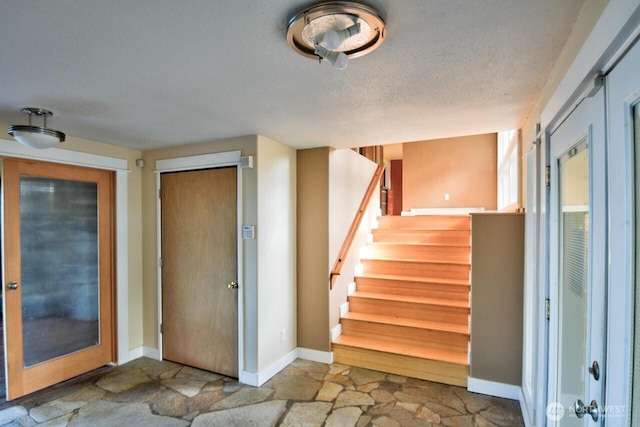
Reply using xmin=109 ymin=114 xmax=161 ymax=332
xmin=547 ymin=84 xmax=606 ymax=426
xmin=556 ymin=141 xmax=590 ymax=426
xmin=3 ymin=159 xmax=114 ymax=400
xmin=20 ymin=177 xmax=100 ymax=367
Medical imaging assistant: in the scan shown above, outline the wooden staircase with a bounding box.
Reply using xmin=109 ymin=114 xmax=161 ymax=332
xmin=332 ymin=215 xmax=471 ymax=387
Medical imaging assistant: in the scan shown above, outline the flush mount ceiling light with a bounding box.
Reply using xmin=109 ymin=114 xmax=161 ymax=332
xmin=7 ymin=108 xmax=66 ymax=149
xmin=286 ymin=1 xmax=386 ymax=70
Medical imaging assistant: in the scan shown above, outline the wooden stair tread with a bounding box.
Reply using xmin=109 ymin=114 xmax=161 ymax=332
xmin=350 ymin=291 xmax=470 ymax=309
xmin=333 ymin=335 xmax=468 ymax=365
xmin=369 ymin=242 xmax=471 ymax=248
xmin=342 ymin=311 xmax=469 ymax=335
xmin=361 ymin=257 xmax=470 ymax=266
xmin=356 ymin=273 xmax=470 ymax=287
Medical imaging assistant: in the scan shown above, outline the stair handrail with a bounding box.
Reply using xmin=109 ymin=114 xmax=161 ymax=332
xmin=330 ymin=163 xmax=385 ymax=289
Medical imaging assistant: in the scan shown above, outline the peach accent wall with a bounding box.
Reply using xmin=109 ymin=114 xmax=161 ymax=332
xmin=402 ymin=133 xmax=497 ymax=211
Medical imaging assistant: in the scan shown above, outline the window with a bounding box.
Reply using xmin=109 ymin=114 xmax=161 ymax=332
xmin=497 ymin=130 xmax=521 ymax=211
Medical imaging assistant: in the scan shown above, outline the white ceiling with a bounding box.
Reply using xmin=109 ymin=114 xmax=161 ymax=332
xmin=0 ymin=0 xmax=585 ymax=151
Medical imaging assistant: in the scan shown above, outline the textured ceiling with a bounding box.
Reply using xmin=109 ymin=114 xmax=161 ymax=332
xmin=0 ymin=0 xmax=585 ymax=150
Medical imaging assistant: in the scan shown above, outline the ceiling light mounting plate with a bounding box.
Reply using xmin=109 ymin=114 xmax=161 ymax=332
xmin=287 ymin=1 xmax=386 ymax=61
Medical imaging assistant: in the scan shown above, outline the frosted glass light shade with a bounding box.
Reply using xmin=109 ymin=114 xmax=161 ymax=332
xmin=9 ymin=128 xmax=64 ymax=149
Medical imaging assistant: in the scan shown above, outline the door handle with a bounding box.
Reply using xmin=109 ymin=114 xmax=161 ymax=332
xmin=589 ymin=360 xmax=600 ymax=381
xmin=574 ymin=399 xmax=599 ymax=422
xmin=7 ymin=281 xmax=18 ymax=290
xmin=227 ymin=281 xmax=238 ymax=290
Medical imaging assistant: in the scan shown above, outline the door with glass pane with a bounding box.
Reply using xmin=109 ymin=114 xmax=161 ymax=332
xmin=2 ymin=159 xmax=114 ymax=400
xmin=547 ymin=86 xmax=606 ymax=425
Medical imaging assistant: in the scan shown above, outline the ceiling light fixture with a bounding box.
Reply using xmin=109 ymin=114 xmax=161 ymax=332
xmin=286 ymin=1 xmax=386 ymax=70
xmin=8 ymin=108 xmax=66 ymax=149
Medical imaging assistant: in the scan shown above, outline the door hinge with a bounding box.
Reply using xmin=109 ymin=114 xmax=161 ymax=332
xmin=159 ymin=257 xmax=163 ymax=268
xmin=160 ymin=323 xmax=163 ymax=334
xmin=158 ymin=188 xmax=163 ymax=199
xmin=545 ymin=166 xmax=551 ymax=187
xmin=545 ymin=298 xmax=551 ymax=320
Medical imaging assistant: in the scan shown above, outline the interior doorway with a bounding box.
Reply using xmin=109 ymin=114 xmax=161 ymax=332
xmin=2 ymin=158 xmax=115 ymax=400
xmin=160 ymin=166 xmax=238 ymax=377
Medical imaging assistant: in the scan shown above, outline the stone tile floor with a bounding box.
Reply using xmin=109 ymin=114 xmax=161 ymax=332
xmin=0 ymin=358 xmax=524 ymax=426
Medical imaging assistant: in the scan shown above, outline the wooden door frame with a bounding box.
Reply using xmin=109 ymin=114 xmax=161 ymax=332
xmin=0 ymin=139 xmax=133 ymax=370
xmin=155 ymin=150 xmax=252 ymax=378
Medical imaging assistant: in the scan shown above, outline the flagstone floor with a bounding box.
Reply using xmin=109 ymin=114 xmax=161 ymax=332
xmin=0 ymin=357 xmax=524 ymax=426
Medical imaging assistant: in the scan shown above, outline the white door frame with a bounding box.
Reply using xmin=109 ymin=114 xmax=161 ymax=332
xmin=0 ymin=139 xmax=132 ymax=367
xmin=154 ymin=150 xmax=252 ymax=377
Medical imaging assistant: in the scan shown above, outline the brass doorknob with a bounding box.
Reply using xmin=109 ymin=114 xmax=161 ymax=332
xmin=227 ymin=281 xmax=238 ymax=290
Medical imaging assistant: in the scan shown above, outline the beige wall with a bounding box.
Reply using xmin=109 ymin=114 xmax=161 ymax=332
xmin=0 ymin=127 xmax=145 ymax=353
xmin=403 ymin=133 xmax=497 ymax=211
xmin=256 ymin=136 xmax=297 ymax=371
xmin=296 ymin=148 xmax=330 ymax=351
xmin=470 ymin=213 xmax=524 ymax=386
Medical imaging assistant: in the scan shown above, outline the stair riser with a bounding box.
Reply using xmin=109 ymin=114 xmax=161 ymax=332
xmin=372 ymin=229 xmax=470 ymax=245
xmin=355 ymin=280 xmax=469 ymax=302
xmin=361 ymin=260 xmax=470 ymax=280
xmin=348 ymin=297 xmax=469 ymax=324
xmin=377 ymin=216 xmax=470 ymax=230
xmin=366 ymin=244 xmax=470 ymax=263
xmin=341 ymin=319 xmax=468 ymax=352
xmin=333 ymin=345 xmax=468 ymax=387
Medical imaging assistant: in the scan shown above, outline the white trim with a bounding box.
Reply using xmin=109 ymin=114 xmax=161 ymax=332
xmin=154 ymin=150 xmax=246 ymax=380
xmin=142 ymin=346 xmax=161 ymax=360
xmin=239 ymin=349 xmax=298 ymax=387
xmin=518 ymin=387 xmax=533 ymax=427
xmin=339 ymin=302 xmax=349 ymax=317
xmin=409 ymin=207 xmax=485 ymax=215
xmin=467 ymin=377 xmax=521 ymax=401
xmin=155 ymin=150 xmax=241 ymax=172
xmin=115 ymin=170 xmax=132 ymax=365
xmin=347 ymin=282 xmax=356 ymax=295
xmin=297 ymin=348 xmax=334 ymax=364
xmin=0 ymin=138 xmax=132 ymax=368
xmin=331 ymin=324 xmax=343 ymax=341
xmin=0 ymin=138 xmax=128 ymax=171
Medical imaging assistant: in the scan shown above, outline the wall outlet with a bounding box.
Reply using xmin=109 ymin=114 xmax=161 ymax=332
xmin=444 ymin=193 xmax=450 ymax=201
xmin=281 ymin=329 xmax=286 ymax=342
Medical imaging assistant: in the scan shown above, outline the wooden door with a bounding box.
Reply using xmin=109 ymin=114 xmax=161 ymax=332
xmin=3 ymin=159 xmax=114 ymax=400
xmin=161 ymin=167 xmax=238 ymax=377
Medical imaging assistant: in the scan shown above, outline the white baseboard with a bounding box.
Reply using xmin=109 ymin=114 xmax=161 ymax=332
xmin=117 ymin=346 xmax=160 ymax=365
xmin=297 ymin=347 xmax=334 ymax=364
xmin=467 ymin=377 xmax=521 ymax=401
xmin=347 ymin=282 xmax=356 ymax=295
xmin=339 ymin=302 xmax=350 ymax=316
xmin=331 ymin=324 xmax=343 ymax=341
xmin=143 ymin=346 xmax=161 ymax=360
xmin=518 ymin=387 xmax=532 ymax=427
xmin=240 ymin=349 xmax=298 ymax=387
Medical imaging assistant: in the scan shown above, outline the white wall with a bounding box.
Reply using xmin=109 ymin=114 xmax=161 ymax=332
xmin=256 ymin=135 xmax=297 ymax=372
xmin=328 ymin=149 xmax=378 ymax=331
